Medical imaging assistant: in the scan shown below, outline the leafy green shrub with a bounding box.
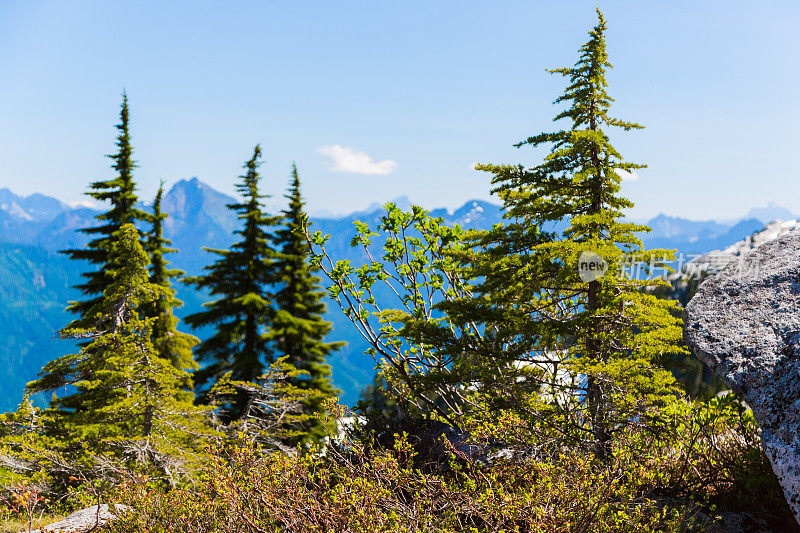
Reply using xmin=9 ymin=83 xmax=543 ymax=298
xmin=654 ymin=394 xmax=796 ymax=529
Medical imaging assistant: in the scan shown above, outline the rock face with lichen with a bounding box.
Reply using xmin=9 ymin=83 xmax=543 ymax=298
xmin=684 ymin=231 xmax=800 ymax=525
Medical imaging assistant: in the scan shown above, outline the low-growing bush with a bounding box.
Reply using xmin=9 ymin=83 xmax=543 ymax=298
xmin=106 ymin=437 xmax=690 ymax=532
xmin=96 ymin=393 xmax=797 ymax=532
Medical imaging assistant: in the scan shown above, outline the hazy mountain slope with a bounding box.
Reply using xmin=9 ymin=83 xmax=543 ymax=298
xmin=0 ymin=243 xmax=81 ymax=411
xmin=646 ymin=214 xmax=730 ymax=241
xmin=745 ymin=202 xmax=796 ymax=225
xmin=160 ymin=177 xmax=241 ymax=275
xmin=643 ymin=217 xmax=765 ymax=256
xmin=0 ymin=188 xmax=67 ymax=222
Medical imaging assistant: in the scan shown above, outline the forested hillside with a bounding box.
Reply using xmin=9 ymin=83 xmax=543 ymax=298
xmin=0 ymin=181 xmax=507 ymax=408
xmin=0 ymin=244 xmax=81 ymax=408
xmin=0 ymin=179 xmax=780 ymax=409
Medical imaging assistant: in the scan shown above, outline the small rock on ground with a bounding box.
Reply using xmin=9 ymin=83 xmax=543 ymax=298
xmin=29 ymin=504 xmax=130 ymax=533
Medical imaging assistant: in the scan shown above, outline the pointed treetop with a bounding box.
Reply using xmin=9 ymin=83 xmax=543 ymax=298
xmin=60 ymin=93 xmax=148 ymax=326
xmin=285 ymin=163 xmax=302 ymax=209
xmin=233 ymin=145 xmax=268 ymax=204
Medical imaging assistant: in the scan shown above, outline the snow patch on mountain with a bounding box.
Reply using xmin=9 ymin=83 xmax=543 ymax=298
xmin=1 ymin=202 xmax=34 ymax=221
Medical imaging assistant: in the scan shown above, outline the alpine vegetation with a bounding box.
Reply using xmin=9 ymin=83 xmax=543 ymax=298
xmin=0 ymin=10 xmax=795 ymax=533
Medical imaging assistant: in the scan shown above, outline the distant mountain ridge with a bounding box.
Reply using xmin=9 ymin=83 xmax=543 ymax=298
xmin=0 ymin=179 xmax=790 ymax=410
xmin=1 ymin=183 xmax=787 ymax=253
xmin=646 ymin=214 xmax=730 ymax=240
xmin=745 ymin=202 xmax=796 ymax=225
xmin=0 ymin=188 xmax=67 ymax=222
xmin=644 ymin=214 xmax=766 ymax=257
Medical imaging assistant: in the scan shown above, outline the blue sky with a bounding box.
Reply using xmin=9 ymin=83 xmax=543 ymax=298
xmin=1 ymin=1 xmax=798 ymax=220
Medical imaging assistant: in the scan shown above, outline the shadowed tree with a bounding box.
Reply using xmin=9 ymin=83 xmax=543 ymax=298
xmin=267 ymin=164 xmax=343 ymax=445
xmin=183 ymin=146 xmax=282 ymax=417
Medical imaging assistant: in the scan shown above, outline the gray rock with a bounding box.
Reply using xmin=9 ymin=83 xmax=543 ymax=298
xmin=685 ymin=230 xmax=800 ymax=525
xmin=32 ymin=504 xmax=130 ymax=532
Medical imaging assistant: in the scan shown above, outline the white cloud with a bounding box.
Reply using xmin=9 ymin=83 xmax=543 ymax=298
xmin=69 ymin=199 xmax=101 ymax=209
xmin=615 ymin=169 xmax=639 ymax=181
xmin=317 ymin=145 xmax=398 ymax=175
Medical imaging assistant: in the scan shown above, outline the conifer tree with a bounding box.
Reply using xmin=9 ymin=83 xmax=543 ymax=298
xmin=62 ymin=93 xmax=149 ymax=325
xmin=268 ymin=164 xmax=343 ymax=445
xmin=471 ymin=10 xmax=685 ymax=458
xmin=27 ymin=224 xmax=211 ymax=476
xmin=184 ymin=146 xmax=282 ymax=412
xmin=305 ymin=14 xmax=684 ymax=454
xmin=146 ymin=182 xmax=199 ymax=374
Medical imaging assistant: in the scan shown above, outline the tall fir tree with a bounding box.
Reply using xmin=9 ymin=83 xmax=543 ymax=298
xmin=268 ymin=164 xmax=343 ymax=445
xmin=466 ymin=10 xmax=685 ymax=458
xmin=61 ymin=93 xmax=149 ymax=325
xmin=184 ymin=146 xmax=282 ymax=414
xmin=146 ymin=182 xmax=199 ymax=374
xmin=27 ymin=224 xmax=212 ymax=476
